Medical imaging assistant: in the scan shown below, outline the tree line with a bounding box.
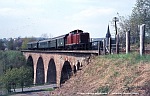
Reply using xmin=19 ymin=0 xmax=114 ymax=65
xmin=0 ymin=37 xmax=46 ymax=50
xmin=0 ymin=33 xmax=50 ymax=50
xmin=118 ymin=0 xmax=150 ymax=46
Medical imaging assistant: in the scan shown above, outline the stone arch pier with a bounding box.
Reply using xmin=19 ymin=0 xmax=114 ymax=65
xmin=22 ymin=51 xmax=91 ymax=87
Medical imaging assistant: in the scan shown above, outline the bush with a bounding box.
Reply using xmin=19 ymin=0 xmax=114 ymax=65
xmin=0 ymin=51 xmax=26 ymax=74
xmin=96 ymin=85 xmax=110 ymax=95
xmin=0 ymin=66 xmax=33 ymax=93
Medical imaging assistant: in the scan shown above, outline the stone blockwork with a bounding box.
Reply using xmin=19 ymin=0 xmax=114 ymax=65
xmin=22 ymin=52 xmax=90 ymax=87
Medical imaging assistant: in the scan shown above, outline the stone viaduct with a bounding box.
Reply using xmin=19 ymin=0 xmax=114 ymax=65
xmin=22 ymin=50 xmax=97 ymax=87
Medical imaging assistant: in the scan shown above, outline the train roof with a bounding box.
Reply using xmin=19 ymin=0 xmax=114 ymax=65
xmin=38 ymin=39 xmax=51 ymax=43
xmin=27 ymin=41 xmax=39 ymax=44
xmin=90 ymin=38 xmax=115 ymax=42
xmin=52 ymin=34 xmax=68 ymax=39
xmin=91 ymin=38 xmax=105 ymax=42
xmin=70 ymin=29 xmax=83 ymax=34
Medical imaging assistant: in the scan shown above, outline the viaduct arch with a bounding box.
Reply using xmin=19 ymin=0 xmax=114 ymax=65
xmin=23 ymin=51 xmax=90 ymax=87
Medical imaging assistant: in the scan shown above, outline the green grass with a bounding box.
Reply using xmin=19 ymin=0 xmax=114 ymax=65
xmin=104 ymin=53 xmax=150 ymax=64
xmin=113 ymin=71 xmax=120 ymax=77
xmin=105 ymin=53 xmax=136 ymax=59
xmin=135 ymin=54 xmax=150 ymax=62
xmin=96 ymin=85 xmax=110 ymax=95
xmin=42 ymin=88 xmax=54 ymax=91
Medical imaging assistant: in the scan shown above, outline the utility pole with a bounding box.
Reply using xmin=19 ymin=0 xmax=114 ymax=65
xmin=106 ymin=25 xmax=111 ymax=54
xmin=140 ymin=24 xmax=145 ymax=56
xmin=103 ymin=39 xmax=106 ymax=55
xmin=113 ymin=17 xmax=119 ymax=54
xmin=126 ymin=30 xmax=130 ymax=54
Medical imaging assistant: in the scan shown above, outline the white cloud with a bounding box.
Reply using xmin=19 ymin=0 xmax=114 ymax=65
xmin=0 ymin=0 xmax=50 ymax=6
xmin=67 ymin=7 xmax=115 ymax=21
xmin=0 ymin=8 xmax=14 ymax=15
xmin=0 ymin=0 xmax=48 ymax=17
xmin=64 ymin=0 xmax=99 ymax=3
xmin=0 ymin=0 xmax=136 ymax=38
xmin=80 ymin=7 xmax=115 ymax=17
xmin=0 ymin=7 xmax=44 ymax=17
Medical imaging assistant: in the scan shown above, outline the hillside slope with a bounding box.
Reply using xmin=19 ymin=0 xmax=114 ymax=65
xmin=52 ymin=53 xmax=150 ymax=96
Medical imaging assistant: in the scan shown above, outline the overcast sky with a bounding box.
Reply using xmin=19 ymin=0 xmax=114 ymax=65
xmin=0 ymin=0 xmax=136 ymax=38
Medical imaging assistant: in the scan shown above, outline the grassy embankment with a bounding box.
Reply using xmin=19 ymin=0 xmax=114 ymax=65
xmin=53 ymin=53 xmax=150 ymax=96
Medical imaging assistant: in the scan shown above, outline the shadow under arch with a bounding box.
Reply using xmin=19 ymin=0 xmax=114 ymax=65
xmin=77 ymin=62 xmax=80 ymax=70
xmin=60 ymin=61 xmax=72 ymax=84
xmin=26 ymin=56 xmax=34 ymax=82
xmin=47 ymin=58 xmax=57 ymax=84
xmin=36 ymin=57 xmax=45 ymax=85
xmin=27 ymin=56 xmax=33 ymax=67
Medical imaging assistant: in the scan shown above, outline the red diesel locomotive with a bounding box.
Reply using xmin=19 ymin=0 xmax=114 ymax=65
xmin=66 ymin=29 xmax=90 ymax=49
xmin=27 ymin=29 xmax=91 ymax=50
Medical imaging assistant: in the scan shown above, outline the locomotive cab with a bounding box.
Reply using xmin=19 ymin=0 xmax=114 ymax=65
xmin=66 ymin=29 xmax=90 ymax=50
